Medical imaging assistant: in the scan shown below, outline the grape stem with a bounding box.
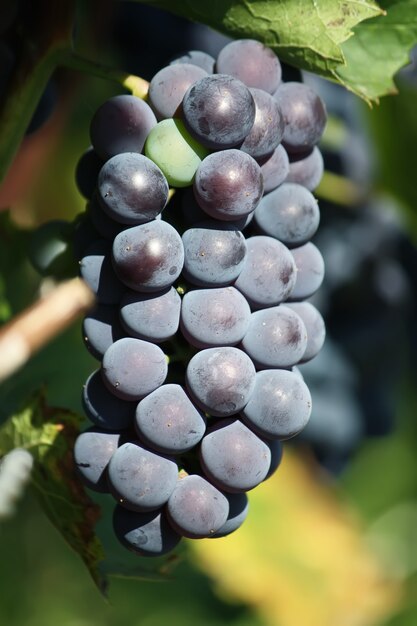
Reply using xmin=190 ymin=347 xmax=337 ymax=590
xmin=61 ymin=52 xmax=149 ymax=99
xmin=0 ymin=278 xmax=95 ymax=383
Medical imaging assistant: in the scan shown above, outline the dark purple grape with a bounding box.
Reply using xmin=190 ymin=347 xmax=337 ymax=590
xmin=284 ymin=302 xmax=326 ymax=363
xmin=234 ymin=236 xmax=296 ymax=309
xmin=82 ymin=370 xmax=136 ymax=431
xmin=120 ymin=287 xmax=181 ymax=343
xmin=200 ymin=418 xmax=271 ymax=492
xmin=87 ymin=193 xmax=127 ymax=240
xmin=170 ymin=50 xmax=215 ymax=73
xmin=210 ymin=492 xmax=249 ymax=538
xmin=73 ymin=428 xmax=122 ymax=492
xmin=274 ymin=82 xmax=327 ymax=154
xmin=75 ymin=147 xmax=104 ymax=199
xmin=98 ymin=153 xmax=169 ymax=225
xmin=240 ymin=88 xmax=284 ymax=160
xmin=186 ymin=347 xmax=256 ymax=417
xmin=180 ymin=287 xmax=251 ymax=349
xmin=182 ymin=223 xmax=247 ymax=286
xmin=286 ymin=147 xmax=324 ymax=191
xmin=112 ymin=221 xmax=184 ymax=292
xmin=181 ymin=190 xmax=253 ymax=230
xmin=216 ymin=39 xmax=281 ymax=94
xmin=241 ymin=369 xmax=312 ymax=439
xmin=72 ymin=213 xmax=98 ymax=261
xmin=90 ymin=95 xmax=157 ymax=160
xmin=113 ymin=506 xmax=181 ymax=557
xmin=135 ymin=384 xmax=206 ymax=454
xmin=82 ymin=304 xmax=125 ymax=360
xmin=166 ymin=474 xmax=229 ymax=538
xmin=288 ymin=242 xmax=325 ymax=300
xmin=79 ymin=239 xmax=124 ymax=304
xmin=264 ymin=440 xmax=284 ymax=480
xmin=148 ymin=63 xmax=208 ymax=120
xmin=108 ymin=441 xmax=178 ymax=512
xmin=241 ymin=305 xmax=308 ymax=369
xmin=260 ymin=144 xmax=290 ymax=193
xmin=194 ymin=150 xmax=263 ymax=221
xmin=254 ymin=182 xmax=320 ymax=246
xmin=102 ymin=337 xmax=167 ymax=401
xmin=182 ymin=74 xmax=255 ymax=149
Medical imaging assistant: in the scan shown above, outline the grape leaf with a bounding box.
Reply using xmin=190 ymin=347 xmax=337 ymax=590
xmin=0 ymin=393 xmax=108 ymax=593
xmin=0 ymin=392 xmax=183 ymax=591
xmin=190 ymin=449 xmax=402 ymax=626
xmin=334 ymin=0 xmax=417 ymax=101
xmin=136 ymin=0 xmax=382 ymax=75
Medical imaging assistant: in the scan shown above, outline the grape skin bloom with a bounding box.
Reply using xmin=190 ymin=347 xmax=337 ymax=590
xmin=102 ymin=337 xmax=168 ymax=401
xmin=186 ymin=347 xmax=256 ymax=417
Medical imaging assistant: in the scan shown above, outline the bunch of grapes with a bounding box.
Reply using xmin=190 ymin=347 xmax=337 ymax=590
xmin=73 ymin=39 xmax=327 ymax=557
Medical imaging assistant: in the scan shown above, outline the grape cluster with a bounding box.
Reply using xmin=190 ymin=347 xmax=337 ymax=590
xmin=73 ymin=39 xmax=327 ymax=557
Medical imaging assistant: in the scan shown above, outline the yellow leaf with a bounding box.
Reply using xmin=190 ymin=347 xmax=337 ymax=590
xmin=190 ymin=449 xmax=402 ymax=626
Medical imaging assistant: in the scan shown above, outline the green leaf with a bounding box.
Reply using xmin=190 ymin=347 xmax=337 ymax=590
xmin=136 ymin=0 xmax=382 ymax=74
xmin=0 ymin=392 xmax=182 ymax=591
xmin=333 ymin=0 xmax=417 ymax=101
xmin=0 ymin=392 xmax=107 ymax=593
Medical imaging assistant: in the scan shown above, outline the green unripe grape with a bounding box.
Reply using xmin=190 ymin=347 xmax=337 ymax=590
xmin=144 ymin=118 xmax=210 ymax=187
xmin=29 ymin=220 xmax=77 ymax=278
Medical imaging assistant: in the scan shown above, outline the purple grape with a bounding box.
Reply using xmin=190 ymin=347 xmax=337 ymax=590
xmin=82 ymin=304 xmax=125 ymax=360
xmin=186 ymin=347 xmax=256 ymax=417
xmin=180 ymin=287 xmax=251 ymax=349
xmin=288 ymin=242 xmax=325 ymax=300
xmin=200 ymin=418 xmax=271 ymax=492
xmin=182 ymin=74 xmax=256 ymax=149
xmin=181 ymin=190 xmax=253 ymax=230
xmin=82 ymin=370 xmax=136 ymax=431
xmin=87 ymin=193 xmax=127 ymax=240
xmin=72 ymin=213 xmax=98 ymax=261
xmin=112 ymin=221 xmax=184 ymax=292
xmin=240 ymin=88 xmax=284 ymax=160
xmin=90 ymin=95 xmax=157 ymax=160
xmin=166 ymin=474 xmax=229 ymax=538
xmin=286 ymin=146 xmax=324 ymax=191
xmin=135 ymin=384 xmax=206 ymax=454
xmin=264 ymin=440 xmax=284 ymax=480
xmin=170 ymin=50 xmax=215 ymax=73
xmin=148 ymin=63 xmax=208 ymax=120
xmin=102 ymin=337 xmax=167 ymax=401
xmin=119 ymin=287 xmax=181 ymax=343
xmin=241 ymin=369 xmax=312 ymax=439
xmin=75 ymin=147 xmax=103 ymax=199
xmin=113 ymin=505 xmax=181 ymax=557
xmin=241 ymin=305 xmax=308 ymax=369
xmin=182 ymin=224 xmax=247 ymax=287
xmin=210 ymin=492 xmax=249 ymax=538
xmin=254 ymin=182 xmax=320 ymax=246
xmin=194 ymin=150 xmax=263 ymax=221
xmin=260 ymin=144 xmax=290 ymax=193
xmin=97 ymin=153 xmax=169 ymax=225
xmin=73 ymin=428 xmax=122 ymax=492
xmin=79 ymin=239 xmax=124 ymax=304
xmin=216 ymin=39 xmax=281 ymax=94
xmin=274 ymin=82 xmax=327 ymax=154
xmin=234 ymin=236 xmax=296 ymax=309
xmin=284 ymin=302 xmax=326 ymax=363
xmin=108 ymin=441 xmax=178 ymax=512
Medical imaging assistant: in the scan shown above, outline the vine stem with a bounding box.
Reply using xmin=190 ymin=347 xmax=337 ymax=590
xmin=60 ymin=51 xmax=150 ymax=99
xmin=0 ymin=278 xmax=95 ymax=383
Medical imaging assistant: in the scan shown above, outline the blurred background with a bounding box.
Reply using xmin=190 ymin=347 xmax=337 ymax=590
xmin=0 ymin=3 xmax=416 ymax=626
